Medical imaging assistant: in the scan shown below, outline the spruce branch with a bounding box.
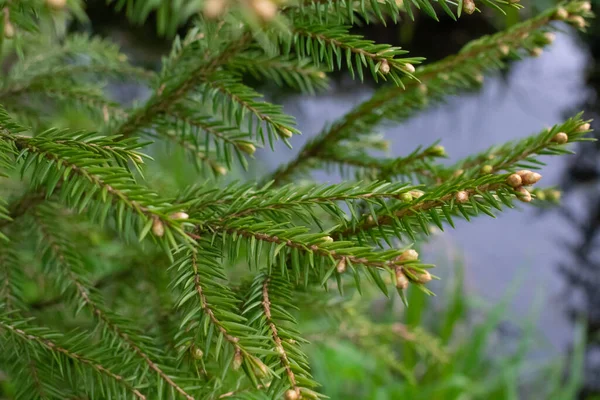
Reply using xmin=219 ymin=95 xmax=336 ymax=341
xmin=0 ymin=111 xmax=189 ymax=247
xmin=33 ymin=204 xmax=196 ymax=400
xmin=115 ymin=33 xmax=252 ymax=138
xmin=270 ymin=2 xmax=593 ymax=184
xmin=170 ymin=245 xmax=271 ymax=381
xmin=243 ymin=272 xmax=319 ymax=398
xmin=0 ymin=314 xmax=147 ymax=399
xmin=287 ymin=23 xmax=423 ymax=85
xmin=228 ymin=54 xmax=328 ymax=94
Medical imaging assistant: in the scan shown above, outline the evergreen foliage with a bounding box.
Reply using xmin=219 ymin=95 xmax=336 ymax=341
xmin=0 ymin=0 xmax=595 ymax=398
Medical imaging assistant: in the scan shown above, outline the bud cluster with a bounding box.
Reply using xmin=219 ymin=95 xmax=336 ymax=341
xmin=393 ymin=249 xmax=433 ymax=291
xmin=505 ymin=169 xmax=543 ymax=203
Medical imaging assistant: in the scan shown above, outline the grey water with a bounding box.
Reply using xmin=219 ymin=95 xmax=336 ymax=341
xmin=259 ymin=29 xmax=592 ymax=352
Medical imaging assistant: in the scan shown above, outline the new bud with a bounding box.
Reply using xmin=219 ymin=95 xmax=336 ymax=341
xmin=401 ymin=63 xmax=415 ymax=74
xmin=413 ymin=269 xmax=432 ymax=284
xmin=521 ymin=172 xmax=542 ymax=185
xmin=463 ymin=0 xmax=476 ymax=14
xmin=397 ymin=249 xmax=419 ymax=263
xmin=580 ymin=1 xmax=591 ymax=11
xmin=4 ymin=22 xmax=14 ymax=39
xmin=480 ymin=165 xmax=493 ymax=174
xmin=237 ymin=142 xmax=257 ymax=155
xmin=170 ymin=212 xmax=189 ymax=220
xmin=530 ymin=47 xmax=543 ymax=57
xmin=553 ymin=7 xmax=569 ymax=20
xmin=380 ymin=59 xmax=390 ymax=74
xmin=543 ymin=32 xmax=556 ymax=44
xmin=395 ymin=267 xmax=409 ymax=290
xmin=499 ymin=45 xmax=510 ymax=56
xmin=552 ymin=132 xmax=569 ymax=144
xmin=506 ymin=174 xmax=522 ymax=188
xmin=285 ymin=389 xmax=300 ymax=400
xmin=399 ymin=192 xmax=413 ymax=203
xmin=232 ymin=351 xmax=243 ymax=370
xmin=515 ymin=187 xmax=532 ymax=202
xmin=455 ymin=191 xmax=469 ymax=203
xmin=192 ymin=347 xmax=204 ymax=360
xmin=212 ymin=165 xmax=228 ymax=176
xmin=569 ymin=15 xmax=586 ymax=28
xmin=430 ymin=145 xmax=446 ymax=157
xmin=279 ymin=128 xmax=294 ymax=138
xmin=336 ymin=258 xmax=347 ymax=274
xmin=152 ymin=219 xmax=165 ymax=237
xmin=321 ymin=236 xmax=333 ymax=243
xmin=251 ymin=0 xmax=278 ymax=20
xmin=576 ymin=122 xmax=591 ymax=132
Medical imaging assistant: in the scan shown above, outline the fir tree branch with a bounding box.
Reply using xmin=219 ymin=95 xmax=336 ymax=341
xmin=228 ymin=54 xmax=328 ymax=93
xmin=270 ymin=3 xmax=593 ymax=184
xmin=261 ymin=277 xmax=299 ymax=391
xmin=288 ymin=24 xmax=422 ymax=85
xmin=170 ymin=245 xmax=270 ymax=379
xmin=0 ymin=316 xmax=147 ymax=399
xmin=33 ymin=204 xmax=196 ymax=400
xmin=115 ymin=33 xmax=252 ymax=138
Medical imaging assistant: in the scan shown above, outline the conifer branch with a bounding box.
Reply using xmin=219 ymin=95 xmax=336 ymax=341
xmin=170 ymin=245 xmax=270 ymax=378
xmin=0 ymin=315 xmax=147 ymax=399
xmin=229 ymin=54 xmax=328 ymax=93
xmin=33 ymin=205 xmax=195 ymax=400
xmin=270 ymin=3 xmax=593 ymax=184
xmin=288 ymin=24 xmax=422 ymax=85
xmin=262 ymin=277 xmax=299 ymax=390
xmin=115 ymin=33 xmax=252 ymax=138
xmin=243 ymin=272 xmax=318 ymax=397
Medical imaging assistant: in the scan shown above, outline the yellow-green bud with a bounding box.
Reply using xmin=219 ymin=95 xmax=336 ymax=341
xmin=399 ymin=192 xmax=413 ymax=203
xmin=455 ymin=191 xmax=469 ymax=203
xmin=279 ymin=128 xmax=294 ymax=138
xmin=553 ymin=7 xmax=569 ymax=20
xmin=534 ymin=190 xmax=546 ymax=201
xmin=170 ymin=212 xmax=189 ymax=220
xmin=506 ymin=174 xmax=522 ymax=188
xmin=521 ymin=172 xmax=542 ymax=185
xmin=480 ymin=165 xmax=493 ymax=174
xmin=543 ymin=32 xmax=556 ymax=44
xmin=580 ymin=1 xmax=591 ymax=11
xmin=284 ymin=389 xmax=300 ymax=400
xmin=336 ymin=258 xmax=347 ymax=274
xmin=530 ymin=47 xmax=543 ymax=57
xmin=547 ymin=189 xmax=562 ymax=202
xmin=499 ymin=45 xmax=510 ymax=56
xmin=4 ymin=22 xmax=14 ymax=39
xmin=463 ymin=0 xmax=476 ymax=14
xmin=232 ymin=352 xmax=243 ymax=370
xmin=380 ymin=60 xmax=390 ymax=74
xmin=397 ymin=249 xmax=419 ymax=263
xmin=515 ymin=187 xmax=532 ymax=202
xmin=430 ymin=145 xmax=446 ymax=157
xmin=577 ymin=122 xmax=591 ymax=132
xmin=192 ymin=347 xmax=204 ymax=360
xmin=395 ymin=268 xmax=409 ymax=290
xmin=152 ymin=219 xmax=165 ymax=237
xmin=401 ymin=63 xmax=416 ymax=74
xmin=569 ymin=15 xmax=586 ymax=28
xmin=552 ymin=132 xmax=569 ymax=144
xmin=237 ymin=142 xmax=257 ymax=155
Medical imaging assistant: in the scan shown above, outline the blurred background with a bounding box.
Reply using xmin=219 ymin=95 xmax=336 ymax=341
xmin=70 ymin=1 xmax=600 ymax=398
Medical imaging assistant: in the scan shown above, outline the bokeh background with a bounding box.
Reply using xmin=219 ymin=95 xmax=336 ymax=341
xmin=70 ymin=1 xmax=600 ymax=397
